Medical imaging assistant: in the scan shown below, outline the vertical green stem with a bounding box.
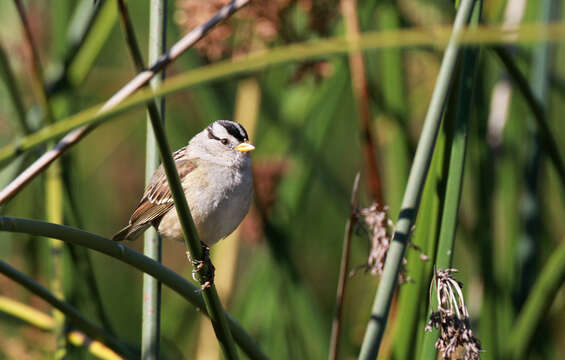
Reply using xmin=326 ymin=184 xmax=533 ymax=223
xmin=358 ymin=1 xmax=477 ymax=358
xmin=114 ymin=1 xmax=238 ymax=357
xmin=142 ymin=0 xmax=166 ymax=359
xmin=434 ymin=6 xmax=481 ymax=271
xmin=420 ymin=2 xmax=482 ymax=358
xmin=46 ymin=162 xmax=66 ymax=359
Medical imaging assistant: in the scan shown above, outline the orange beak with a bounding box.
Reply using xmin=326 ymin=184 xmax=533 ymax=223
xmin=234 ymin=142 xmax=255 ymax=152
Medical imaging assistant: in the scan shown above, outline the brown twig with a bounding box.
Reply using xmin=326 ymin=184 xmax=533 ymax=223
xmin=329 ymin=172 xmax=361 ymax=360
xmin=340 ymin=0 xmax=383 ymax=204
xmin=0 ymin=0 xmax=250 ymax=205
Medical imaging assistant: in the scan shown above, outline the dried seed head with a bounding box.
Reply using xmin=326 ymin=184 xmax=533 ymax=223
xmin=175 ymin=0 xmax=339 ymax=82
xmin=175 ymin=0 xmax=290 ymax=60
xmin=425 ymin=268 xmax=482 ymax=360
xmin=352 ymin=202 xmax=426 ymax=283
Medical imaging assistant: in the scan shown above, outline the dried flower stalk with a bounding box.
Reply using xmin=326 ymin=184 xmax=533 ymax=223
xmin=425 ymin=268 xmax=482 ymax=360
xmin=353 ymin=202 xmax=427 ymax=283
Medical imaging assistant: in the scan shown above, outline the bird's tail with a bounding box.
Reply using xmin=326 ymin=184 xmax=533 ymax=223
xmin=112 ymin=224 xmax=148 ymax=241
xmin=112 ymin=225 xmax=131 ymax=241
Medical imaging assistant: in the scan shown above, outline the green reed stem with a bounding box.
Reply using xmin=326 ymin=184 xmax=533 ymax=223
xmin=115 ymin=0 xmax=238 ymax=357
xmin=358 ymin=1 xmax=477 ymax=358
xmin=420 ymin=3 xmax=482 ymax=358
xmin=142 ymin=0 xmax=166 ymax=358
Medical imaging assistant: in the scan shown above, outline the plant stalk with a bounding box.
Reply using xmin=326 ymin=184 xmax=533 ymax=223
xmin=358 ymin=1 xmax=477 ymax=358
xmin=142 ymin=0 xmax=166 ymax=359
xmin=340 ymin=0 xmax=383 ymax=204
xmin=420 ymin=3 xmax=482 ymax=357
xmin=115 ymin=0 xmax=238 ymax=356
xmin=0 ymin=216 xmax=268 ymax=360
xmin=329 ymin=173 xmax=360 ymax=360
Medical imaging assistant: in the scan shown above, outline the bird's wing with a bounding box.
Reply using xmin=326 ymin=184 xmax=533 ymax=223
xmin=129 ymin=147 xmax=197 ymax=227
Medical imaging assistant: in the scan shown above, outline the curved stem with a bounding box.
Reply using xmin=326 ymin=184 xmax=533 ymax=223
xmin=0 ymin=260 xmax=134 ymax=358
xmin=115 ymin=0 xmax=237 ymax=357
xmin=0 ymin=216 xmax=267 ymax=360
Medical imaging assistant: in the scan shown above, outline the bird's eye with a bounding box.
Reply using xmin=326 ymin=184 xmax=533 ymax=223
xmin=220 ymin=138 xmax=229 ymax=145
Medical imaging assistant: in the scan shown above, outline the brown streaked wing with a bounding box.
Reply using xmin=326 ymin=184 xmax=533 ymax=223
xmin=129 ymin=147 xmax=197 ymax=227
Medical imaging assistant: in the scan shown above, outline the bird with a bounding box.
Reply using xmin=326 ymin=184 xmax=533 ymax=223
xmin=112 ymin=120 xmax=255 ymax=251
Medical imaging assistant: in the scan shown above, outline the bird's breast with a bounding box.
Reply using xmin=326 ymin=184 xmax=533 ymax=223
xmin=183 ymin=164 xmax=253 ymax=245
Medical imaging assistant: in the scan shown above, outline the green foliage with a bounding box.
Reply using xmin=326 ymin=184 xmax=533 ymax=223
xmin=0 ymin=0 xmax=564 ymax=359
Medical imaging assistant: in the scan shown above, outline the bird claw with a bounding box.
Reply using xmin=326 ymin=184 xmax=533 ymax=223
xmin=186 ymin=245 xmax=215 ymax=288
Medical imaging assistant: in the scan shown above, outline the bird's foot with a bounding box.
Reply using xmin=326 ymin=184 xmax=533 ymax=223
xmin=186 ymin=243 xmax=215 ymax=290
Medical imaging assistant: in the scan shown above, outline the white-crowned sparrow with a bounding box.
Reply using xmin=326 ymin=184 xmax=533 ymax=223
xmin=112 ymin=120 xmax=254 ymax=246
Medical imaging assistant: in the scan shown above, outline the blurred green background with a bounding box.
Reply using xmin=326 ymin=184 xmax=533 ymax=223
xmin=0 ymin=0 xmax=564 ymax=359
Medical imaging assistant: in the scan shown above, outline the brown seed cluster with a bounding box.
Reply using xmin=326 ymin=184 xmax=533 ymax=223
xmin=175 ymin=0 xmax=290 ymax=60
xmin=358 ymin=203 xmax=397 ymax=276
xmin=175 ymin=0 xmax=339 ymax=66
xmin=425 ymin=269 xmax=482 ymax=360
xmin=353 ymin=202 xmax=427 ymax=282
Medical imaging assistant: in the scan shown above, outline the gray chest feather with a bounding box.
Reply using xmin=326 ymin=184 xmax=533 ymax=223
xmin=190 ymin=164 xmax=253 ymax=245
